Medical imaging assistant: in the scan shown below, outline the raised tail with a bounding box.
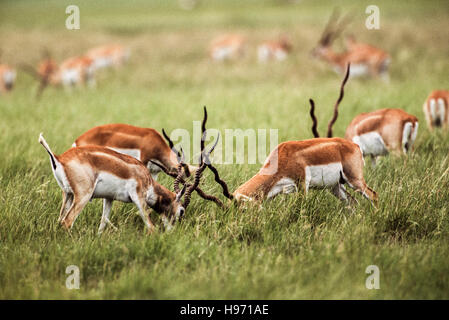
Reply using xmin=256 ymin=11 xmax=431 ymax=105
xmin=39 ymin=133 xmax=57 ymax=170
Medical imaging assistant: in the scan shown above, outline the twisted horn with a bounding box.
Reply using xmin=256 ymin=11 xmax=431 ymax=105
xmin=162 ymin=128 xmax=191 ymax=177
xmin=199 ymin=106 xmax=233 ymax=200
xmin=182 ymin=135 xmax=219 ymax=208
xmin=327 ymin=63 xmax=350 ymax=138
xmin=173 ymin=147 xmax=185 ymax=193
xmin=149 ymin=161 xmax=225 ymax=209
xmin=309 ymin=99 xmax=320 ymax=138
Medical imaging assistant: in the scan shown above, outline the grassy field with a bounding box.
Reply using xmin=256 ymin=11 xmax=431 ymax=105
xmin=1 ymin=0 xmax=449 ymax=299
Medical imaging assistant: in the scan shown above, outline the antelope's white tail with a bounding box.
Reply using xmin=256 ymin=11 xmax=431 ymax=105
xmin=402 ymin=122 xmax=418 ymax=154
xmin=39 ymin=133 xmax=58 ymax=170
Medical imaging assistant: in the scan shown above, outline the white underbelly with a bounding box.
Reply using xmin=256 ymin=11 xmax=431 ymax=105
xmin=3 ymin=71 xmax=16 ymax=85
xmin=212 ymin=47 xmax=234 ymax=60
xmin=108 ymin=147 xmax=141 ymax=161
xmin=92 ymin=172 xmax=134 ymax=202
xmin=348 ymin=64 xmax=369 ymax=77
xmin=61 ymin=69 xmax=81 ymax=85
xmin=305 ymin=162 xmax=343 ymax=188
xmin=93 ymin=57 xmax=113 ymax=70
xmin=352 ymin=132 xmax=388 ymax=157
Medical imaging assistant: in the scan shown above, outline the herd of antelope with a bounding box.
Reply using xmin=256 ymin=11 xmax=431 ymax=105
xmin=1 ymin=44 xmax=130 ymax=98
xmin=1 ymin=11 xmax=446 ymax=234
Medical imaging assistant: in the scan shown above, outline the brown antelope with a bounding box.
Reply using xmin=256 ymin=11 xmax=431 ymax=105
xmin=311 ymin=10 xmax=390 ymax=81
xmin=209 ymin=34 xmax=247 ymax=61
xmin=73 ymin=123 xmax=197 ymax=181
xmin=186 ymin=80 xmax=377 ymax=205
xmin=345 ymin=108 xmax=419 ymax=165
xmin=0 ymin=63 xmax=16 ymax=94
xmin=423 ymin=90 xmax=448 ymax=130
xmin=73 ymin=109 xmax=225 ymax=209
xmin=39 ymin=131 xmax=219 ymax=234
xmin=23 ymin=53 xmax=95 ymax=97
xmin=229 ymin=137 xmax=377 ymax=203
xmin=86 ymin=44 xmax=130 ymax=71
xmin=257 ymin=37 xmax=292 ymax=62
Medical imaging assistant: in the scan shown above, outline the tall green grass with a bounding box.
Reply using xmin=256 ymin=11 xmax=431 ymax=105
xmin=0 ymin=0 xmax=448 ymax=299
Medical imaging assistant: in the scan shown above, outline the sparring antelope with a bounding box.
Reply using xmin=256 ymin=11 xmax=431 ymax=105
xmin=209 ymin=34 xmax=247 ymax=61
xmin=311 ymin=10 xmax=390 ymax=81
xmin=423 ymin=90 xmax=448 ymax=130
xmin=73 ymin=109 xmax=225 ymax=208
xmin=22 ymin=53 xmax=95 ymax=98
xmin=185 ymin=89 xmax=377 ymax=205
xmin=73 ymin=124 xmax=198 ymax=181
xmin=0 ymin=63 xmax=16 ymax=94
xmin=39 ymin=132 xmax=219 ymax=233
xmin=345 ymin=108 xmax=419 ymax=165
xmin=257 ymin=37 xmax=292 ymax=62
xmin=86 ymin=44 xmax=130 ymax=71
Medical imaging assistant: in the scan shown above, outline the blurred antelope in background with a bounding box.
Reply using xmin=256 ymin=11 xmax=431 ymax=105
xmin=423 ymin=90 xmax=448 ymax=130
xmin=23 ymin=51 xmax=96 ymax=97
xmin=86 ymin=44 xmax=130 ymax=71
xmin=311 ymin=10 xmax=390 ymax=81
xmin=0 ymin=63 xmax=16 ymax=95
xmin=39 ymin=131 xmax=219 ymax=233
xmin=0 ymin=51 xmax=16 ymax=94
xmin=345 ymin=109 xmax=419 ymax=165
xmin=209 ymin=34 xmax=247 ymax=61
xmin=257 ymin=36 xmax=292 ymax=62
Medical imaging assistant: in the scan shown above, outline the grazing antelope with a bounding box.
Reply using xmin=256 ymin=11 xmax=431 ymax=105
xmin=345 ymin=108 xmax=419 ymax=165
xmin=209 ymin=34 xmax=247 ymax=61
xmin=86 ymin=44 xmax=130 ymax=71
xmin=39 ymin=132 xmax=219 ymax=233
xmin=257 ymin=37 xmax=292 ymax=62
xmin=311 ymin=10 xmax=390 ymax=81
xmin=0 ymin=63 xmax=16 ymax=94
xmin=187 ymin=88 xmax=377 ymax=205
xmin=230 ymin=137 xmax=377 ymax=203
xmin=73 ymin=124 xmax=198 ymax=181
xmin=423 ymin=90 xmax=448 ymax=130
xmin=23 ymin=53 xmax=95 ymax=98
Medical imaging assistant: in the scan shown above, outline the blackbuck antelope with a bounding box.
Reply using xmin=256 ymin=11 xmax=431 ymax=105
xmin=257 ymin=37 xmax=292 ymax=62
xmin=311 ymin=10 xmax=390 ymax=81
xmin=0 ymin=63 xmax=16 ymax=94
xmin=185 ymin=85 xmax=377 ymax=205
xmin=210 ymin=34 xmax=247 ymax=61
xmin=86 ymin=44 xmax=130 ymax=71
xmin=423 ymin=90 xmax=448 ymax=130
xmin=73 ymin=123 xmax=198 ymax=180
xmin=229 ymin=137 xmax=378 ymax=203
xmin=74 ymin=109 xmax=225 ymax=209
xmin=23 ymin=53 xmax=95 ymax=98
xmin=39 ymin=131 xmax=219 ymax=233
xmin=345 ymin=109 xmax=419 ymax=165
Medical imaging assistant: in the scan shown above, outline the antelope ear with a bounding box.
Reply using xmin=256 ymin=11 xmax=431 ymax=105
xmin=175 ymin=184 xmax=187 ymax=202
